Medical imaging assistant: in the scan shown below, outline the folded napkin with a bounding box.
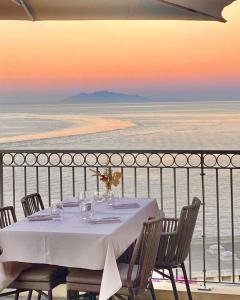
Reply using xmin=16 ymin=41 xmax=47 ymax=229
xmin=88 ymin=217 xmax=121 ymax=224
xmin=62 ymin=201 xmax=79 ymax=207
xmin=112 ymin=202 xmax=140 ymax=209
xmin=62 ymin=197 xmax=79 ymax=207
xmin=28 ymin=214 xmax=52 ymax=221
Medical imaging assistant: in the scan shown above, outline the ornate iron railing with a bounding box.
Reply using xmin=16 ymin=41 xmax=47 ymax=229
xmin=0 ymin=149 xmax=240 ymax=287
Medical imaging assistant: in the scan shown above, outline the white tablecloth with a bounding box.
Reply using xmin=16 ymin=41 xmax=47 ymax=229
xmin=0 ymin=198 xmax=159 ymax=300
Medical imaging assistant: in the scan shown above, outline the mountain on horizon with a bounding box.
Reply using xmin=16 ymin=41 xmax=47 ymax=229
xmin=64 ymin=90 xmax=148 ymax=103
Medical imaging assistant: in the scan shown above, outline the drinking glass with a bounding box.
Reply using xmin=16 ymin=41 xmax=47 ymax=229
xmin=93 ymin=191 xmax=104 ymax=203
xmin=51 ymin=202 xmax=64 ymax=221
xmin=78 ymin=191 xmax=87 ymax=203
xmin=79 ymin=200 xmax=93 ymax=220
xmin=108 ymin=190 xmax=114 ymax=200
xmin=113 ymin=192 xmax=120 ymax=204
xmin=108 ymin=191 xmax=119 ymax=206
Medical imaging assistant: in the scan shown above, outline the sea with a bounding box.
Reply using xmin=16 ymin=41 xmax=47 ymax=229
xmin=1 ymin=99 xmax=240 ymax=278
xmin=1 ymin=100 xmax=240 ymax=150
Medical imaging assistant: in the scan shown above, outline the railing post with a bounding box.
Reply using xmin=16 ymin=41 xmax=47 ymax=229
xmin=198 ymin=153 xmax=211 ymax=291
xmin=0 ymin=152 xmax=4 ymax=207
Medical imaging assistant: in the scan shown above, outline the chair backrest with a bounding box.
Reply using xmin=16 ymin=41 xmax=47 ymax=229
xmin=175 ymin=197 xmax=201 ymax=263
xmin=127 ymin=216 xmax=163 ymax=290
xmin=21 ymin=193 xmax=45 ymax=217
xmin=0 ymin=206 xmax=17 ymax=228
xmin=156 ymin=197 xmax=201 ymax=266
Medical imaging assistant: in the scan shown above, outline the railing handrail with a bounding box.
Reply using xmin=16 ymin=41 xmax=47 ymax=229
xmin=0 ymin=149 xmax=240 ymax=154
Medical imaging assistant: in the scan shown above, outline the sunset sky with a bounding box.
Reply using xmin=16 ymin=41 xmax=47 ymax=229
xmin=0 ymin=1 xmax=239 ymax=102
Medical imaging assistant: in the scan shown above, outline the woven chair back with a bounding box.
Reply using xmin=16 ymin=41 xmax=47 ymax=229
xmin=156 ymin=197 xmax=201 ymax=266
xmin=21 ymin=193 xmax=44 ymax=217
xmin=175 ymin=197 xmax=201 ymax=263
xmin=0 ymin=206 xmax=17 ymax=228
xmin=128 ymin=216 xmax=163 ymax=290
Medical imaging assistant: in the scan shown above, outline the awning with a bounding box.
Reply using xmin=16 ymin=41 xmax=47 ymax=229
xmin=0 ymin=0 xmax=235 ymax=22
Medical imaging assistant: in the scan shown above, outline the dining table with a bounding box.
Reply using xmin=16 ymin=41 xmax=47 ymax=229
xmin=0 ymin=197 xmax=160 ymax=300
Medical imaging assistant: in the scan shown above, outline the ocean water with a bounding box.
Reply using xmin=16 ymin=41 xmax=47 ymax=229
xmin=1 ymin=100 xmax=240 ymax=149
xmin=1 ymin=100 xmax=240 ymax=276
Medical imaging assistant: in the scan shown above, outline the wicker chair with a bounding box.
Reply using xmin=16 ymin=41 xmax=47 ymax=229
xmin=0 ymin=206 xmax=67 ymax=300
xmin=154 ymin=197 xmax=201 ymax=300
xmin=66 ymin=216 xmax=163 ymax=300
xmin=0 ymin=206 xmax=17 ymax=228
xmin=21 ymin=193 xmax=45 ymax=217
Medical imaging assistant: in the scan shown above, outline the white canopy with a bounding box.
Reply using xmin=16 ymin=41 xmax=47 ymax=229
xmin=0 ymin=0 xmax=235 ymax=22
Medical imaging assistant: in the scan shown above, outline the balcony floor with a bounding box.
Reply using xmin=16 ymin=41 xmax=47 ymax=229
xmin=3 ymin=282 xmax=240 ymax=300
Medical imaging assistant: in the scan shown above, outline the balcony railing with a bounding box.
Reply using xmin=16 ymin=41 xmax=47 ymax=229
xmin=0 ymin=149 xmax=240 ymax=287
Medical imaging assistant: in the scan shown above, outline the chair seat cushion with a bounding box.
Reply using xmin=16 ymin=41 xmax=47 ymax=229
xmin=67 ymin=263 xmax=138 ymax=287
xmin=67 ymin=268 xmax=102 ymax=285
xmin=16 ymin=264 xmax=67 ymax=282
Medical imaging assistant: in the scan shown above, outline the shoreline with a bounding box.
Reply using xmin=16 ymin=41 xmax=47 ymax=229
xmin=0 ymin=113 xmax=134 ymax=144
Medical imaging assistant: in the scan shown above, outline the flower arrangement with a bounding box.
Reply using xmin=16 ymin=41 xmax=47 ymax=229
xmin=90 ymin=166 xmax=122 ymax=193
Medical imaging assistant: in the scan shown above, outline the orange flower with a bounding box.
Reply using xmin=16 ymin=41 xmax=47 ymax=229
xmin=90 ymin=167 xmax=122 ymax=190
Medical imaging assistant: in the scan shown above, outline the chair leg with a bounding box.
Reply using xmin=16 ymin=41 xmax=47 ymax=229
xmin=37 ymin=291 xmax=42 ymax=300
xmin=128 ymin=288 xmax=136 ymax=300
xmin=67 ymin=290 xmax=72 ymax=300
xmin=68 ymin=290 xmax=82 ymax=300
xmin=48 ymin=290 xmax=53 ymax=300
xmin=27 ymin=290 xmax=33 ymax=300
xmin=14 ymin=290 xmax=20 ymax=300
xmin=148 ymin=280 xmax=157 ymax=300
xmin=168 ymin=268 xmax=179 ymax=300
xmin=181 ymin=263 xmax=193 ymax=300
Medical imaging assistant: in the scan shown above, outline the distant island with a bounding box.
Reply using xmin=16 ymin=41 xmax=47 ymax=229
xmin=64 ymin=90 xmax=148 ymax=103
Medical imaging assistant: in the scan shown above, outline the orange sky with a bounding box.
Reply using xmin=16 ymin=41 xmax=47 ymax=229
xmin=0 ymin=1 xmax=239 ymax=100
